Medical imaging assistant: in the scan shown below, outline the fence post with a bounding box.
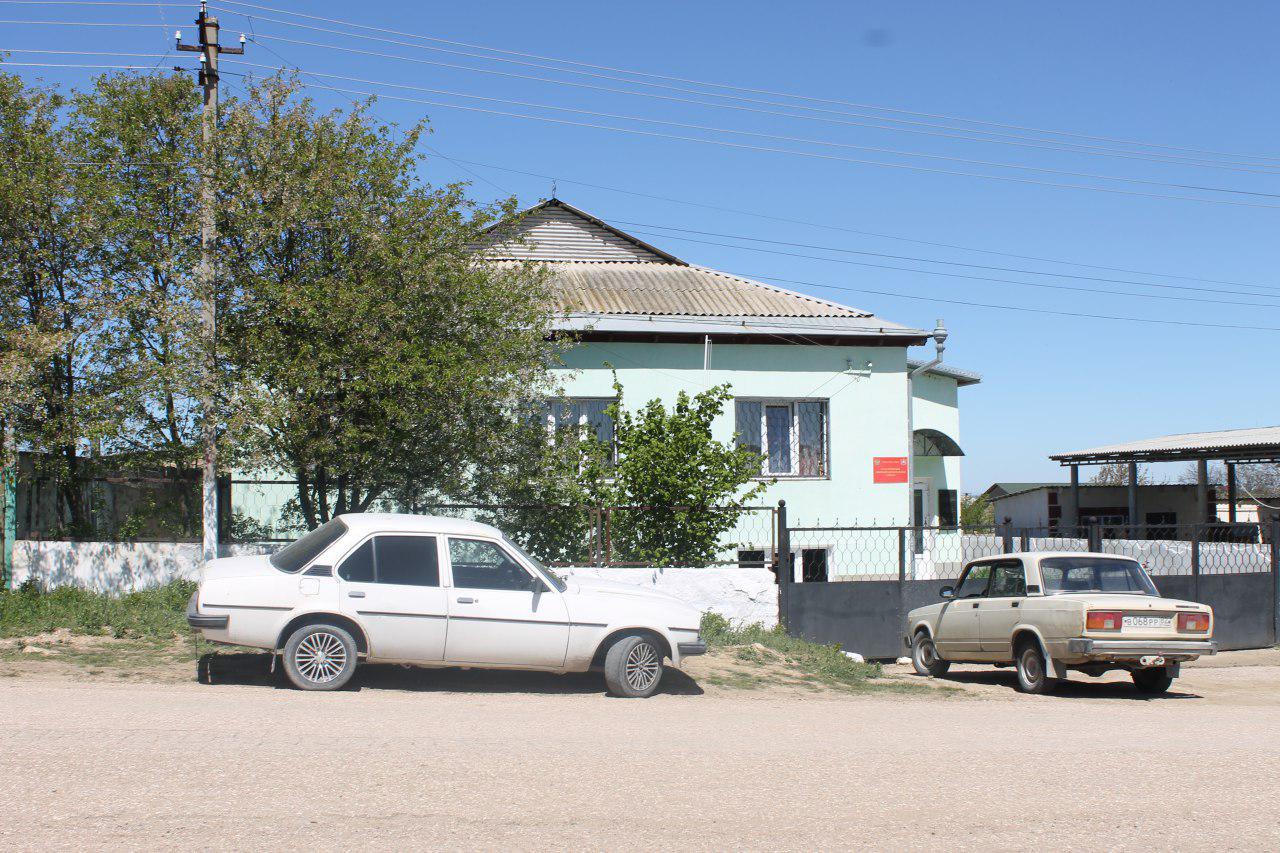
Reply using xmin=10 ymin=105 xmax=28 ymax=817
xmin=776 ymin=500 xmax=790 ymax=631
xmin=1271 ymin=520 xmax=1279 ymax=644
xmin=897 ymin=527 xmax=907 ymax=583
xmin=1190 ymin=523 xmax=1201 ymax=602
xmin=1 ymin=463 xmax=13 ymax=590
xmin=1019 ymin=530 xmax=1030 ymax=552
xmin=1088 ymin=524 xmax=1101 ymax=553
xmin=1000 ymin=523 xmax=1013 ymax=554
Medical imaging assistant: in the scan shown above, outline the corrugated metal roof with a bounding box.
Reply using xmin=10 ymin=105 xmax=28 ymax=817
xmin=482 ymin=200 xmax=683 ymax=264
xmin=558 ymin=313 xmax=925 ymax=338
xmin=518 ymin=261 xmax=872 ymax=318
xmin=1052 ymin=426 xmax=1280 ymax=462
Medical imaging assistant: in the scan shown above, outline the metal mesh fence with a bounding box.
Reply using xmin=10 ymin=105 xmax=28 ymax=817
xmin=786 ymin=522 xmax=1276 ymax=581
xmin=15 ymin=474 xmax=201 ymax=542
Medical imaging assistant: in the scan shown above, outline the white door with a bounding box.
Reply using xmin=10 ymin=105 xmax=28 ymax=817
xmin=912 ymin=477 xmax=935 ymax=571
xmin=443 ymin=537 xmax=570 ymax=668
xmin=337 ymin=534 xmax=449 ymax=662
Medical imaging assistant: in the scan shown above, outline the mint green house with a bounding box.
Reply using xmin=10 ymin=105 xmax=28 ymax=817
xmin=483 ymin=200 xmax=981 ymax=578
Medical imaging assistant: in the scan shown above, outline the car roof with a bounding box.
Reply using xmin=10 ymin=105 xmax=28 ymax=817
xmin=336 ymin=512 xmax=503 ymax=538
xmin=972 ymin=551 xmax=1136 ymax=562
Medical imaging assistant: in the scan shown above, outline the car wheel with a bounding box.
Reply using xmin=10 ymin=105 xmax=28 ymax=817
xmin=1131 ymin=667 xmax=1174 ymax=695
xmin=911 ymin=632 xmax=950 ymax=677
xmin=283 ymin=623 xmax=358 ymax=691
xmin=1015 ymin=640 xmax=1057 ymax=695
xmin=603 ymin=634 xmax=665 ymax=698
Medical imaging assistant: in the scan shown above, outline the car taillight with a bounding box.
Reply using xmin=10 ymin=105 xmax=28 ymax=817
xmin=1086 ymin=610 xmax=1123 ymax=631
xmin=1178 ymin=612 xmax=1210 ymax=633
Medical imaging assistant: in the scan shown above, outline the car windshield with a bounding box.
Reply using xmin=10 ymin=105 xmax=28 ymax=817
xmin=269 ymin=518 xmax=348 ymax=573
xmin=504 ymin=538 xmax=568 ymax=592
xmin=1039 ymin=556 xmax=1158 ymax=596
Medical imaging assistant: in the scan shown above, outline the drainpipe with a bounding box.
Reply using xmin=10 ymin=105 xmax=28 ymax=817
xmin=906 ymin=320 xmax=948 ymax=576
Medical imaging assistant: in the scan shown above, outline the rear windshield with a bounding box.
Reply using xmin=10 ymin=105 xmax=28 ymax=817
xmin=1039 ymin=556 xmax=1158 ymax=596
xmin=269 ymin=518 xmax=348 ymax=573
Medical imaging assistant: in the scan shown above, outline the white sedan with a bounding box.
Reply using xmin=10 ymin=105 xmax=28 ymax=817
xmin=187 ymin=513 xmax=706 ymax=697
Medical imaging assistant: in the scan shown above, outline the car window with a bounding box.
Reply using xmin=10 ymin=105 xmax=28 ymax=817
xmin=955 ymin=564 xmax=992 ymax=599
xmin=987 ymin=561 xmax=1026 ymax=597
xmin=1040 ymin=557 xmax=1157 ymax=596
xmin=337 ymin=535 xmax=440 ymax=587
xmin=270 ymin=517 xmax=348 ymax=573
xmin=449 ymin=538 xmax=538 ymax=591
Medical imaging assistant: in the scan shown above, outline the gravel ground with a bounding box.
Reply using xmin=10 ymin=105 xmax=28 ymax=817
xmin=2 ymin=654 xmax=1278 ymax=851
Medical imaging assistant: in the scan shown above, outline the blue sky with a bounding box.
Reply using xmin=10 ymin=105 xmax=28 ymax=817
xmin=5 ymin=1 xmax=1280 ymax=490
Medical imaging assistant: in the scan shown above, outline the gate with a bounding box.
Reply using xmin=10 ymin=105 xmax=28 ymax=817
xmin=777 ymin=511 xmax=1279 ymax=658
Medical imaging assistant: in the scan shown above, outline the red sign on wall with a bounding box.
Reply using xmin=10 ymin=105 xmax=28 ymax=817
xmin=873 ymin=457 xmax=909 ymax=483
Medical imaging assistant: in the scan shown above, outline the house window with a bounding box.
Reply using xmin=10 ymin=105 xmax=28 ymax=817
xmin=938 ymin=489 xmax=958 ymax=528
xmin=734 ymin=399 xmax=828 ymax=477
xmin=547 ymin=398 xmax=616 ymax=458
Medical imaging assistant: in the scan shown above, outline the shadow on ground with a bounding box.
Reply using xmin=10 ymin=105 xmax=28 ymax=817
xmin=928 ymin=668 xmax=1202 ymax=700
xmin=198 ymin=653 xmax=704 ymax=697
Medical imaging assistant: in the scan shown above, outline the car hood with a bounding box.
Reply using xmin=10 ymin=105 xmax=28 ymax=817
xmin=201 ymin=554 xmax=276 ymax=583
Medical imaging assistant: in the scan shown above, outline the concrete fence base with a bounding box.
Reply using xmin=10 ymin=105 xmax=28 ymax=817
xmin=11 ymin=541 xmax=780 ymax=627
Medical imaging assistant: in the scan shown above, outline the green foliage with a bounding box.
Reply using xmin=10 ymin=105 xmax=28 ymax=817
xmin=218 ymin=76 xmax=564 ymax=528
xmin=0 ymin=578 xmax=195 ymax=639
xmin=960 ymin=493 xmax=994 ymax=528
xmin=598 ymin=379 xmax=768 ymax=567
xmin=699 ymin=611 xmax=887 ymax=687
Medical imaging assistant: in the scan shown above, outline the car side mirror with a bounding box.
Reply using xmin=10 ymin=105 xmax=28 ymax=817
xmin=940 ymin=586 xmax=955 ymax=600
xmin=529 ymin=575 xmax=546 ymax=594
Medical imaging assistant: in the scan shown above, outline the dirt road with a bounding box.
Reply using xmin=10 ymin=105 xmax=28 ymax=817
xmin=2 ymin=658 xmax=1278 ymax=851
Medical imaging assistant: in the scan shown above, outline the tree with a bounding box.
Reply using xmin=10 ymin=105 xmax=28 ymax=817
xmin=1179 ymin=462 xmax=1280 ymax=498
xmin=960 ymin=493 xmax=993 ymax=528
xmin=68 ymin=74 xmax=203 ymax=473
xmin=217 ymin=77 xmax=563 ymax=527
xmin=0 ymin=70 xmax=113 ymax=533
xmin=1088 ymin=463 xmax=1152 ymax=486
xmin=597 ymin=379 xmax=768 ymax=567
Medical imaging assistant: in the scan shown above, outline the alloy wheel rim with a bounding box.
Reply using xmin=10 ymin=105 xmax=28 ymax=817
xmin=295 ymin=631 xmax=347 ymax=683
xmin=625 ymin=642 xmax=660 ymax=691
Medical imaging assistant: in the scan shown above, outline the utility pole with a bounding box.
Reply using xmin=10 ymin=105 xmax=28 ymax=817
xmin=177 ymin=2 xmax=244 ymax=565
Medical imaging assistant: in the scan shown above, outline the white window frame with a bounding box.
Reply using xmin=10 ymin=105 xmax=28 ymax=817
xmin=545 ymin=397 xmax=618 ymax=461
xmin=736 ymin=397 xmax=830 ymax=480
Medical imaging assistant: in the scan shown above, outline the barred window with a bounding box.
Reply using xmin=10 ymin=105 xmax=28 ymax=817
xmin=734 ymin=399 xmax=828 ymax=477
xmin=546 ymin=398 xmax=616 ymax=459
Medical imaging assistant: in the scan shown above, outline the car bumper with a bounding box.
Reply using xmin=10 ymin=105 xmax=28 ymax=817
xmin=1066 ymin=638 xmax=1217 ymax=659
xmin=186 ymin=592 xmax=228 ymax=630
xmin=677 ymin=641 xmax=708 ymax=657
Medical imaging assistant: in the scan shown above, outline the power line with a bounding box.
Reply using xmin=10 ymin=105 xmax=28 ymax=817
xmin=620 ymin=228 xmax=1280 ymax=310
xmin=224 ymin=19 xmax=1280 ymax=174
xmin=0 ymin=47 xmax=170 ymax=56
xmin=425 ymin=155 xmax=1280 ymax=294
xmin=0 ymin=17 xmax=171 ymax=26
xmin=225 ymin=67 xmax=1280 ymax=210
xmin=230 ymin=58 xmax=1280 ymax=199
xmin=231 ymin=26 xmax=1280 ymax=175
xmin=723 ymin=275 xmax=1280 ymax=333
xmin=213 ymin=0 xmax=1280 ymax=164
xmin=0 ymin=1 xmax=189 ymax=6
xmin=1 ymin=60 xmax=164 ymax=68
xmin=613 ymin=221 xmax=1280 ymax=300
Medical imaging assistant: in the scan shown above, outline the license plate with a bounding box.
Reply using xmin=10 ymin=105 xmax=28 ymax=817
xmin=1122 ymin=615 xmax=1171 ymax=629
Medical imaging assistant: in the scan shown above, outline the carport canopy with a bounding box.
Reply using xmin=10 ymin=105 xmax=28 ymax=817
xmin=1049 ymin=426 xmax=1280 ymax=526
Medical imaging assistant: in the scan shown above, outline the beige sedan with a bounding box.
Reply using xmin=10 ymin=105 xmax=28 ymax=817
xmin=904 ymin=552 xmax=1216 ymax=694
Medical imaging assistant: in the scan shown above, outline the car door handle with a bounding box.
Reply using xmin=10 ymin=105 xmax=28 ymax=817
xmin=347 ymin=591 xmax=366 ymax=599
xmin=456 ymin=596 xmax=477 ymax=604
xmin=970 ymin=602 xmax=980 ymax=609
xmin=1011 ymin=601 xmax=1020 ymax=608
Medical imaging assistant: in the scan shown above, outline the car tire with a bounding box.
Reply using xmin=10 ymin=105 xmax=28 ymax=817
xmin=1015 ymin=639 xmax=1057 ymax=695
xmin=1131 ymin=667 xmax=1174 ymax=695
xmin=911 ymin=632 xmax=950 ymax=678
xmin=282 ymin=623 xmax=358 ymax=691
xmin=603 ymin=634 xmax=665 ymax=698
